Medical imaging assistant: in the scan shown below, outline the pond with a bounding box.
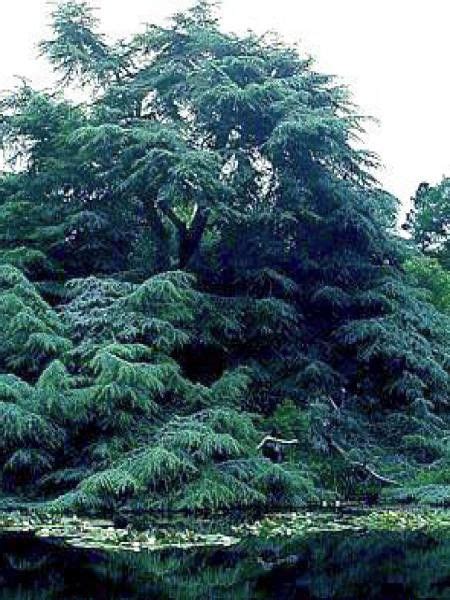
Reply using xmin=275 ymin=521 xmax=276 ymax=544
xmin=0 ymin=509 xmax=449 ymax=599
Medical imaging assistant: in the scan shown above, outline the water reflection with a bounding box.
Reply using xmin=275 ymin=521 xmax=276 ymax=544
xmin=0 ymin=527 xmax=449 ymax=599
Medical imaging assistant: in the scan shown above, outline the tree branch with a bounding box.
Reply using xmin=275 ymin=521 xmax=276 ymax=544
xmin=155 ymin=199 xmax=209 ymax=268
xmin=157 ymin=201 xmax=187 ymax=233
xmin=328 ymin=437 xmax=398 ymax=486
xmin=179 ymin=207 xmax=209 ymax=268
xmin=257 ymin=435 xmax=299 ymax=450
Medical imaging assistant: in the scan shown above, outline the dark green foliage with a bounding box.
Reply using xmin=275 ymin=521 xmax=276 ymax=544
xmin=0 ymin=0 xmax=448 ymax=512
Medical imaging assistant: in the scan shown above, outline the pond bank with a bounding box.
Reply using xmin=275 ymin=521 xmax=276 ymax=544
xmin=0 ymin=506 xmax=449 ymax=553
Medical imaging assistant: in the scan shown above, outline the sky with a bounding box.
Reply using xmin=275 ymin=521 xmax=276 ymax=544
xmin=1 ymin=0 xmax=450 ymax=214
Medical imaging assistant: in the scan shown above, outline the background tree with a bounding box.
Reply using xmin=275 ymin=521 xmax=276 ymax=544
xmin=405 ymin=178 xmax=450 ymax=264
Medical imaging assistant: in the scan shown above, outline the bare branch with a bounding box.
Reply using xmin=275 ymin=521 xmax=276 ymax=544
xmin=328 ymin=437 xmax=398 ymax=486
xmin=257 ymin=435 xmax=299 ymax=450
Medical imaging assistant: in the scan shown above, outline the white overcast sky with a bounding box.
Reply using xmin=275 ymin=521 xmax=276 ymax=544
xmin=1 ymin=0 xmax=450 ymax=212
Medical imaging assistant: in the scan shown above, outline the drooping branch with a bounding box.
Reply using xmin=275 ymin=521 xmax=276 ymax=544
xmin=328 ymin=437 xmax=398 ymax=486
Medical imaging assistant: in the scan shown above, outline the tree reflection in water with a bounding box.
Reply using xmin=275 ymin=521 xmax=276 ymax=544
xmin=0 ymin=528 xmax=449 ymax=599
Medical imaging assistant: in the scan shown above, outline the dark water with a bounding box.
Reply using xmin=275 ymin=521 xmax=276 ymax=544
xmin=0 ymin=527 xmax=449 ymax=599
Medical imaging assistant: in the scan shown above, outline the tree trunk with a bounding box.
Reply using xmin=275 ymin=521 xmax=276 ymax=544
xmin=179 ymin=208 xmax=209 ymax=269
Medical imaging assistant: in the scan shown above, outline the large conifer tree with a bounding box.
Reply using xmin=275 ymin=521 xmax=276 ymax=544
xmin=0 ymin=0 xmax=448 ymax=511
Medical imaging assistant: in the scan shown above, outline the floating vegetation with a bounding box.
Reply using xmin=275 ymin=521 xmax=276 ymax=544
xmin=0 ymin=508 xmax=449 ymax=554
xmin=0 ymin=513 xmax=240 ymax=553
xmin=233 ymin=508 xmax=450 ymax=539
